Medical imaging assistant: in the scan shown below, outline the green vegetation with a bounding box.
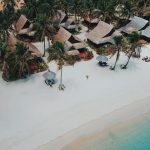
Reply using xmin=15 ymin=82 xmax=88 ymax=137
xmin=0 ymin=0 xmax=149 ymax=82
xmin=48 ymin=41 xmax=66 ymax=90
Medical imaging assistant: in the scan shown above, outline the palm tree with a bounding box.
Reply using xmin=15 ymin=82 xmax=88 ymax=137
xmin=66 ymin=0 xmax=82 ymax=24
xmin=110 ymin=35 xmax=123 ymax=70
xmin=0 ymin=41 xmax=6 ymax=63
xmin=96 ymin=0 xmax=117 ymax=22
xmin=4 ymin=42 xmax=30 ymax=80
xmin=0 ymin=4 xmax=18 ymax=44
xmin=48 ymin=41 xmax=66 ymax=90
xmin=121 ymin=32 xmax=141 ymax=69
xmin=14 ymin=42 xmax=30 ymax=78
xmin=23 ymin=0 xmax=40 ymax=19
xmin=34 ymin=14 xmax=56 ymax=57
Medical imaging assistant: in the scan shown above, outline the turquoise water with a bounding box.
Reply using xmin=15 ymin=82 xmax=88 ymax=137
xmin=82 ymin=115 xmax=150 ymax=150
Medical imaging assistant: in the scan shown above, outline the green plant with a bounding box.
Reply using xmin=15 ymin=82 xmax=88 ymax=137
xmin=97 ymin=47 xmax=105 ymax=55
xmin=65 ymin=55 xmax=77 ymax=65
xmin=85 ymin=51 xmax=94 ymax=60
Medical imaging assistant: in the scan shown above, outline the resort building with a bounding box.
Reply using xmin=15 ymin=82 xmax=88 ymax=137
xmin=119 ymin=16 xmax=149 ymax=34
xmin=141 ymin=26 xmax=150 ymax=42
xmin=86 ymin=21 xmax=115 ymax=47
xmin=15 ymin=15 xmax=36 ymax=40
xmin=54 ymin=27 xmax=87 ymax=53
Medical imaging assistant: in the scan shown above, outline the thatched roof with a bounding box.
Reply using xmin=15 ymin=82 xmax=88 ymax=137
xmin=142 ymin=26 xmax=150 ymax=38
xmin=7 ymin=34 xmax=18 ymax=49
xmin=18 ymin=28 xmax=36 ymax=36
xmin=55 ymin=10 xmax=68 ymax=24
xmin=66 ymin=50 xmax=80 ymax=56
xmin=119 ymin=16 xmax=149 ymax=34
xmin=25 ymin=43 xmax=42 ymax=57
xmin=61 ymin=19 xmax=76 ymax=30
xmin=84 ymin=17 xmax=99 ymax=24
xmin=54 ymin=27 xmax=72 ymax=42
xmin=54 ymin=27 xmax=87 ymax=50
xmin=7 ymin=34 xmax=41 ymax=57
xmin=86 ymin=21 xmax=114 ymax=45
xmin=15 ymin=15 xmax=30 ymax=32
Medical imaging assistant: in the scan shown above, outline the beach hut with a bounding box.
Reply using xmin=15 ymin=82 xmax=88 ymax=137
xmin=15 ymin=15 xmax=36 ymax=40
xmin=53 ymin=10 xmax=68 ymax=25
xmin=141 ymin=26 xmax=150 ymax=42
xmin=61 ymin=19 xmax=76 ymax=31
xmin=7 ymin=34 xmax=18 ymax=49
xmin=54 ymin=27 xmax=87 ymax=52
xmin=15 ymin=15 xmax=31 ymax=32
xmin=119 ymin=16 xmax=149 ymax=34
xmin=83 ymin=17 xmax=99 ymax=29
xmin=86 ymin=21 xmax=115 ymax=47
xmin=25 ymin=43 xmax=42 ymax=57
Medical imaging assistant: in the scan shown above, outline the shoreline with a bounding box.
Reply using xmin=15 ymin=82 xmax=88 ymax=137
xmin=37 ymin=96 xmax=150 ymax=150
xmin=0 ymin=46 xmax=150 ymax=150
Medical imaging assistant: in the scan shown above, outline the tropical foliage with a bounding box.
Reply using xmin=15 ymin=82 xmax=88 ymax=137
xmin=48 ymin=41 xmax=66 ymax=90
xmin=0 ymin=0 xmax=149 ymax=82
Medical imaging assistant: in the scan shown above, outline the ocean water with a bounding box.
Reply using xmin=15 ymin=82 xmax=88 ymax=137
xmin=82 ymin=114 xmax=150 ymax=150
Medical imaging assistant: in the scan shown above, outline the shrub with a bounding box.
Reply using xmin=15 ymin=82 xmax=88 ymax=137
xmin=85 ymin=51 xmax=94 ymax=60
xmin=97 ymin=47 xmax=105 ymax=55
xmin=65 ymin=55 xmax=77 ymax=65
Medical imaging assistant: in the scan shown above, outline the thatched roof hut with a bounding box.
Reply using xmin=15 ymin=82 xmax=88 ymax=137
xmin=141 ymin=26 xmax=150 ymax=42
xmin=119 ymin=16 xmax=149 ymax=34
xmin=83 ymin=17 xmax=99 ymax=29
xmin=53 ymin=10 xmax=68 ymax=25
xmin=25 ymin=43 xmax=42 ymax=57
xmin=7 ymin=34 xmax=18 ymax=49
xmin=15 ymin=15 xmax=31 ymax=32
xmin=61 ymin=19 xmax=76 ymax=30
xmin=86 ymin=21 xmax=114 ymax=45
xmin=7 ymin=33 xmax=41 ymax=57
xmin=54 ymin=27 xmax=87 ymax=51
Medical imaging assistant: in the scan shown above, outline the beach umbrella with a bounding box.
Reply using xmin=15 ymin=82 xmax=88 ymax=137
xmin=43 ymin=70 xmax=56 ymax=80
xmin=96 ymin=55 xmax=108 ymax=62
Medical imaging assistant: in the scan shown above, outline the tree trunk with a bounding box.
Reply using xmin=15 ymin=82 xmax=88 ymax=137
xmin=122 ymin=51 xmax=134 ymax=69
xmin=60 ymin=67 xmax=63 ymax=85
xmin=112 ymin=49 xmax=120 ymax=70
xmin=43 ymin=38 xmax=46 ymax=57
xmin=47 ymin=37 xmax=51 ymax=48
xmin=75 ymin=10 xmax=77 ymax=24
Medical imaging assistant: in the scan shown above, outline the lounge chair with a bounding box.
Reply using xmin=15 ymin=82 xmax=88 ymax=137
xmin=99 ymin=61 xmax=108 ymax=67
xmin=145 ymin=58 xmax=150 ymax=62
xmin=142 ymin=56 xmax=148 ymax=61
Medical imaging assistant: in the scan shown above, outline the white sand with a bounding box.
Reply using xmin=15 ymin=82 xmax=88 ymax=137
xmin=39 ymin=96 xmax=150 ymax=150
xmin=0 ymin=43 xmax=150 ymax=150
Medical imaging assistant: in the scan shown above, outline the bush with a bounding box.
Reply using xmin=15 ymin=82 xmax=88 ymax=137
xmin=97 ymin=47 xmax=105 ymax=55
xmin=85 ymin=51 xmax=94 ymax=60
xmin=65 ymin=55 xmax=77 ymax=65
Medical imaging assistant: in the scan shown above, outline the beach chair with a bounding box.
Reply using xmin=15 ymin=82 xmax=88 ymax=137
xmin=43 ymin=70 xmax=56 ymax=87
xmin=98 ymin=61 xmax=108 ymax=67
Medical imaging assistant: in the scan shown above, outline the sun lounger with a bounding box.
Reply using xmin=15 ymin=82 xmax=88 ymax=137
xmin=145 ymin=58 xmax=150 ymax=62
xmin=142 ymin=56 xmax=148 ymax=61
xmin=99 ymin=61 xmax=108 ymax=67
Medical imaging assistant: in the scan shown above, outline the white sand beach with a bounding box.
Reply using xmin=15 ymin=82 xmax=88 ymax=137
xmin=0 ymin=43 xmax=150 ymax=150
xmin=39 ymin=96 xmax=150 ymax=150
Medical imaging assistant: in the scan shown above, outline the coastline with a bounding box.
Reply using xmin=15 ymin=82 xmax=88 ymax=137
xmin=37 ymin=96 xmax=150 ymax=150
xmin=0 ymin=46 xmax=150 ymax=150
